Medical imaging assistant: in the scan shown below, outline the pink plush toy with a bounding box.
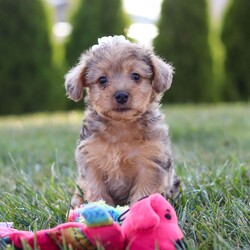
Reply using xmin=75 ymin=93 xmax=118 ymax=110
xmin=121 ymin=194 xmax=186 ymax=250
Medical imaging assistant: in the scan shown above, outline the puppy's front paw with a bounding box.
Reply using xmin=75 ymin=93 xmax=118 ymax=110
xmin=169 ymin=175 xmax=181 ymax=199
xmin=71 ymin=193 xmax=84 ymax=209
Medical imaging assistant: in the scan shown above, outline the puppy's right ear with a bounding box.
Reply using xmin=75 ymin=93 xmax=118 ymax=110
xmin=65 ymin=58 xmax=87 ymax=102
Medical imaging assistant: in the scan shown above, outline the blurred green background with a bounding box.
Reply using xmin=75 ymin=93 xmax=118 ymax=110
xmin=0 ymin=0 xmax=249 ymax=115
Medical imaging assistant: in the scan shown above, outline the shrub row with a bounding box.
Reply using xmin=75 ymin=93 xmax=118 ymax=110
xmin=0 ymin=0 xmax=248 ymax=114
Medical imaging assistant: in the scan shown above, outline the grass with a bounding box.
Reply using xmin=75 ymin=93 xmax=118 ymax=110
xmin=0 ymin=104 xmax=249 ymax=249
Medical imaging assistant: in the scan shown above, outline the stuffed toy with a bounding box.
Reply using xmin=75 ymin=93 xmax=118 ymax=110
xmin=68 ymin=200 xmax=128 ymax=225
xmin=122 ymin=194 xmax=186 ymax=250
xmin=0 ymin=205 xmax=125 ymax=250
xmin=0 ymin=194 xmax=186 ymax=250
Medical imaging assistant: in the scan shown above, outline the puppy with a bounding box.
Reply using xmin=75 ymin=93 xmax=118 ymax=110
xmin=65 ymin=36 xmax=180 ymax=207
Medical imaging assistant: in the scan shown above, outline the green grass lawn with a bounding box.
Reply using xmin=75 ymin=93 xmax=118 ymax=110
xmin=0 ymin=104 xmax=249 ymax=249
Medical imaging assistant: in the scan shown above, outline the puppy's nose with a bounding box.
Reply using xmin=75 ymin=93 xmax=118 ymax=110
xmin=114 ymin=91 xmax=129 ymax=104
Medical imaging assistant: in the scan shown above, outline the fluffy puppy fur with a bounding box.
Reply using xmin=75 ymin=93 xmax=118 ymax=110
xmin=65 ymin=36 xmax=180 ymax=207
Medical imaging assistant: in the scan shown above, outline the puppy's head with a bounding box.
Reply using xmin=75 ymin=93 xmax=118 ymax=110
xmin=65 ymin=36 xmax=173 ymax=121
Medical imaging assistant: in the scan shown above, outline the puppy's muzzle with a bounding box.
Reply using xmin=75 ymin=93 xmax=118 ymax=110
xmin=114 ymin=91 xmax=129 ymax=104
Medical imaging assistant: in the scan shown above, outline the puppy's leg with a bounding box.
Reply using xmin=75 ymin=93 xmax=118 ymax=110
xmin=84 ymin=175 xmax=115 ymax=206
xmin=129 ymin=166 xmax=166 ymax=204
xmin=71 ymin=167 xmax=114 ymax=207
xmin=129 ymin=159 xmax=180 ymax=204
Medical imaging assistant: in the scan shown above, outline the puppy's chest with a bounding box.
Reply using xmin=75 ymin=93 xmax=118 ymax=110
xmin=79 ymin=125 xmax=165 ymax=177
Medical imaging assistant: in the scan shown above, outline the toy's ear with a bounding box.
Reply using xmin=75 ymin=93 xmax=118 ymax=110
xmin=150 ymin=194 xmax=178 ymax=223
xmin=64 ymin=55 xmax=88 ymax=102
xmin=127 ymin=196 xmax=160 ymax=231
xmin=151 ymin=55 xmax=174 ymax=93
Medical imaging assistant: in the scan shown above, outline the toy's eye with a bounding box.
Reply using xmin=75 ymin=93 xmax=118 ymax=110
xmin=98 ymin=76 xmax=108 ymax=85
xmin=165 ymin=213 xmax=171 ymax=220
xmin=131 ymin=73 xmax=141 ymax=81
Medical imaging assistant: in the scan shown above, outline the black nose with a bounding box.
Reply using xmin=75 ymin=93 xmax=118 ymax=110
xmin=114 ymin=91 xmax=129 ymax=104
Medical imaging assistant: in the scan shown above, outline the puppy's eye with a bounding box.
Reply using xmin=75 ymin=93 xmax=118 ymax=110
xmin=131 ymin=73 xmax=141 ymax=81
xmin=98 ymin=76 xmax=108 ymax=85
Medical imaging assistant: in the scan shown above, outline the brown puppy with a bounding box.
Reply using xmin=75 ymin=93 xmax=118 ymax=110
xmin=65 ymin=36 xmax=180 ymax=207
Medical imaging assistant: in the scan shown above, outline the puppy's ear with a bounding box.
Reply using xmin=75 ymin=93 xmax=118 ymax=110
xmin=151 ymin=55 xmax=174 ymax=93
xmin=65 ymin=57 xmax=87 ymax=102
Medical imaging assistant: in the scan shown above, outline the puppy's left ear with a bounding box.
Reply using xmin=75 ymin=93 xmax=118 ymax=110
xmin=151 ymin=55 xmax=174 ymax=93
xmin=65 ymin=56 xmax=88 ymax=102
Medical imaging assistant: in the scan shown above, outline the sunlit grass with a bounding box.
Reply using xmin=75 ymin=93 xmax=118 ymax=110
xmin=0 ymin=104 xmax=249 ymax=249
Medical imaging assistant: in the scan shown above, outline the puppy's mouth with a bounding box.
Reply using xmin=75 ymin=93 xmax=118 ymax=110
xmin=102 ymin=107 xmax=140 ymax=121
xmin=114 ymin=107 xmax=132 ymax=112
